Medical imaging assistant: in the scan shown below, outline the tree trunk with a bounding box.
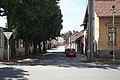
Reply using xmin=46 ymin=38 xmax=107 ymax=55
xmin=10 ymin=37 xmax=16 ymax=58
xmin=25 ymin=38 xmax=29 ymax=55
xmin=33 ymin=40 xmax=37 ymax=54
xmin=43 ymin=41 xmax=46 ymax=53
xmin=7 ymin=13 xmax=16 ymax=58
xmin=38 ymin=43 xmax=41 ymax=53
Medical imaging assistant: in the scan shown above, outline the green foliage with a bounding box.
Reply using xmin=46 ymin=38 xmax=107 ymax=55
xmin=0 ymin=0 xmax=63 ymax=54
xmin=0 ymin=0 xmax=63 ymax=39
xmin=61 ymin=31 xmax=72 ymax=44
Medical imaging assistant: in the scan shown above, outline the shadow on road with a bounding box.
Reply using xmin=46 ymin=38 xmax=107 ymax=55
xmin=5 ymin=51 xmax=120 ymax=70
xmin=0 ymin=67 xmax=29 ymax=80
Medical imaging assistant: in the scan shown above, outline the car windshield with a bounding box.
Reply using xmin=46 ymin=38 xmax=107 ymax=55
xmin=66 ymin=48 xmax=74 ymax=51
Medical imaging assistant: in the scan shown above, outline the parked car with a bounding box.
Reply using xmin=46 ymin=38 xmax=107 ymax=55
xmin=65 ymin=48 xmax=70 ymax=54
xmin=65 ymin=48 xmax=76 ymax=57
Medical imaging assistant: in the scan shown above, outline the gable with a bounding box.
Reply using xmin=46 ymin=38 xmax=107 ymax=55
xmin=70 ymin=32 xmax=83 ymax=42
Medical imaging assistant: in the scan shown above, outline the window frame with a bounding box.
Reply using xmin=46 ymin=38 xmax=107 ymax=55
xmin=108 ymin=27 xmax=116 ymax=43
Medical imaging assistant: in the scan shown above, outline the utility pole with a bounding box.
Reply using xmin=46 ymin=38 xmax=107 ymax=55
xmin=87 ymin=0 xmax=94 ymax=61
xmin=111 ymin=5 xmax=116 ymax=61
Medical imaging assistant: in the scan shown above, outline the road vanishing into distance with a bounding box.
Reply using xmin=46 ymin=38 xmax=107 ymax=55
xmin=0 ymin=46 xmax=120 ymax=80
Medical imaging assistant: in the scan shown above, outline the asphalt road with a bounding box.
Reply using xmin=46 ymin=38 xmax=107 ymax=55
xmin=0 ymin=46 xmax=120 ymax=80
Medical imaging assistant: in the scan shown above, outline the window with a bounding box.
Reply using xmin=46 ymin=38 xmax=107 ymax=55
xmin=108 ymin=27 xmax=116 ymax=43
xmin=4 ymin=38 xmax=7 ymax=49
xmin=20 ymin=39 xmax=24 ymax=48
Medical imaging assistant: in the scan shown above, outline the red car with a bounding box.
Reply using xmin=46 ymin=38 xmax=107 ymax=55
xmin=65 ymin=48 xmax=76 ymax=57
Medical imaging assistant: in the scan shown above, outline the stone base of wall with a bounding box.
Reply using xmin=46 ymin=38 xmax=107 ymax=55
xmin=97 ymin=50 xmax=120 ymax=59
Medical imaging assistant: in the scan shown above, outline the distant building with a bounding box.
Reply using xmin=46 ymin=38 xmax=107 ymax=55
xmin=70 ymin=31 xmax=84 ymax=54
xmin=57 ymin=37 xmax=65 ymax=45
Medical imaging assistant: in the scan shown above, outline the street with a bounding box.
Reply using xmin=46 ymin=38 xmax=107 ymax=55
xmin=0 ymin=46 xmax=120 ymax=80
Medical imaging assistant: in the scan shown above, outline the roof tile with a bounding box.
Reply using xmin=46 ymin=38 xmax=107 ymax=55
xmin=95 ymin=0 xmax=120 ymax=17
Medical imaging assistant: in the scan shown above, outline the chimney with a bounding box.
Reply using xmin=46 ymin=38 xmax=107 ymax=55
xmin=73 ymin=30 xmax=76 ymax=33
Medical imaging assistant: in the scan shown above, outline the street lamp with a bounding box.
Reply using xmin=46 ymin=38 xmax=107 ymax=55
xmin=111 ymin=5 xmax=116 ymax=61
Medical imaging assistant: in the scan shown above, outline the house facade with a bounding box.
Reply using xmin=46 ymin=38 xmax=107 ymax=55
xmin=70 ymin=31 xmax=84 ymax=54
xmin=0 ymin=27 xmax=4 ymax=60
xmin=83 ymin=0 xmax=120 ymax=58
xmin=0 ymin=28 xmax=4 ymax=48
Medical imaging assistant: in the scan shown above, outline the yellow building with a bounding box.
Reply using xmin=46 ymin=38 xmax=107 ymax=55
xmin=83 ymin=0 xmax=120 ymax=58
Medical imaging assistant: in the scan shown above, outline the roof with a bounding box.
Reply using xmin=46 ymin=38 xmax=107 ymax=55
xmin=70 ymin=31 xmax=83 ymax=43
xmin=95 ymin=0 xmax=120 ymax=17
xmin=0 ymin=27 xmax=7 ymax=30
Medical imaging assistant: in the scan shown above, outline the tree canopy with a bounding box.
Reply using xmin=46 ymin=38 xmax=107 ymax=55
xmin=0 ymin=0 xmax=63 ymax=55
xmin=61 ymin=31 xmax=72 ymax=44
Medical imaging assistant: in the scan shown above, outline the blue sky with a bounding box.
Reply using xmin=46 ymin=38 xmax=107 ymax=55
xmin=59 ymin=0 xmax=88 ymax=33
xmin=0 ymin=0 xmax=88 ymax=33
xmin=0 ymin=16 xmax=6 ymax=28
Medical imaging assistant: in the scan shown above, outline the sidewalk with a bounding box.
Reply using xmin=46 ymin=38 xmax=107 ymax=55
xmin=76 ymin=53 xmax=87 ymax=62
xmin=76 ymin=52 xmax=120 ymax=65
xmin=0 ymin=53 xmax=42 ymax=64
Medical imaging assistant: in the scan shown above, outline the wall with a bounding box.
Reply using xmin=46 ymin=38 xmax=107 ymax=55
xmin=0 ymin=28 xmax=4 ymax=48
xmin=97 ymin=17 xmax=120 ymax=58
xmin=0 ymin=28 xmax=4 ymax=60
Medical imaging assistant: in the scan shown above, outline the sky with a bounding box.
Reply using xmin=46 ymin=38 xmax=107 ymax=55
xmin=0 ymin=16 xmax=7 ymax=28
xmin=0 ymin=0 xmax=88 ymax=33
xmin=59 ymin=0 xmax=88 ymax=33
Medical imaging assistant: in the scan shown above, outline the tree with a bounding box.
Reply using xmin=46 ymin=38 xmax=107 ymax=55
xmin=0 ymin=0 xmax=22 ymax=57
xmin=0 ymin=0 xmax=63 ymax=55
xmin=61 ymin=31 xmax=72 ymax=44
xmin=40 ymin=0 xmax=63 ymax=51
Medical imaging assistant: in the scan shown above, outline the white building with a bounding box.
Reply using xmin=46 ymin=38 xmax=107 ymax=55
xmin=0 ymin=27 xmax=5 ymax=60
